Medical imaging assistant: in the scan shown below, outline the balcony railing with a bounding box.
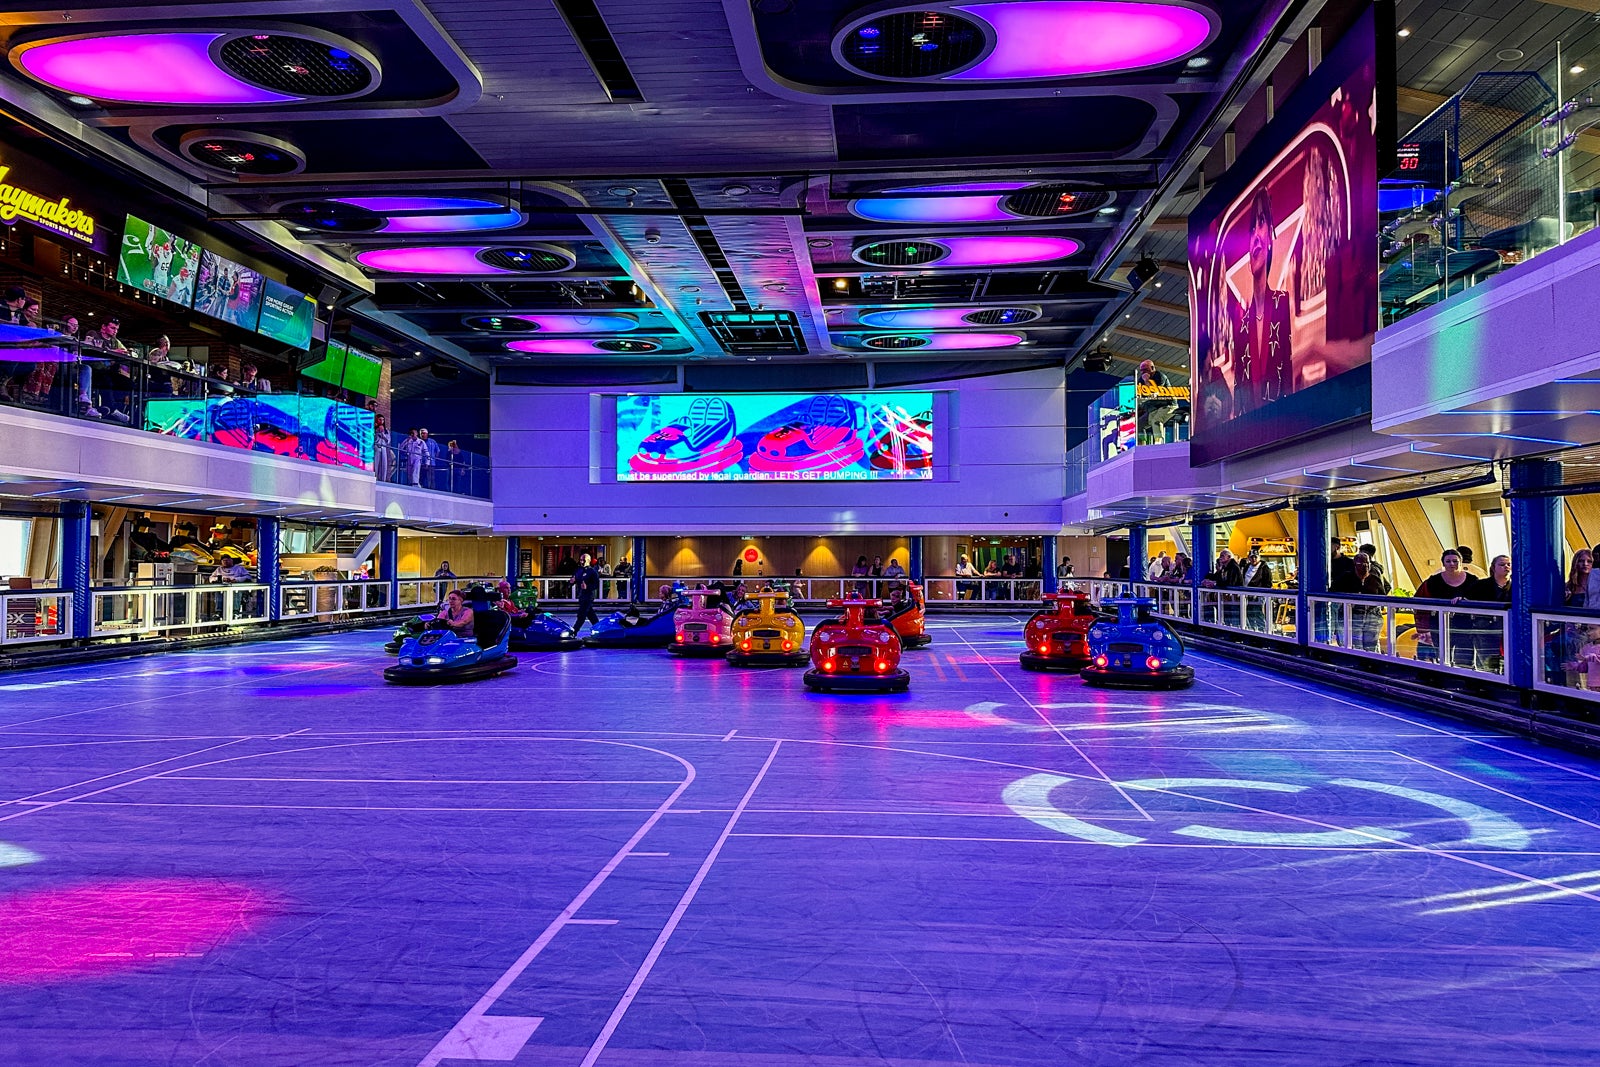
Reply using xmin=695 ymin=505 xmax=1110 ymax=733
xmin=374 ymin=435 xmax=491 ymax=499
xmin=279 ymin=579 xmax=391 ymax=621
xmin=1530 ymin=609 xmax=1600 ymax=703
xmin=1307 ymin=594 xmax=1510 ymax=683
xmin=1198 ymin=588 xmax=1299 ymax=643
xmin=1 ymin=590 xmax=73 ymax=645
xmin=89 ymin=583 xmax=272 ymax=639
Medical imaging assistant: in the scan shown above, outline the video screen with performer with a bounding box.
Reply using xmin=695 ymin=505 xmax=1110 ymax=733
xmin=1187 ymin=7 xmax=1379 ymax=466
xmin=192 ymin=249 xmax=265 ymax=330
xmin=616 ymin=391 xmax=934 ymax=481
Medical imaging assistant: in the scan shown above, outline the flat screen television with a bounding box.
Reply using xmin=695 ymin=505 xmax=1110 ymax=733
xmin=340 ymin=346 xmax=382 ymax=397
xmin=616 ymin=391 xmax=934 ymax=481
xmin=300 ymin=340 xmax=347 ymax=389
xmin=256 ymin=279 xmax=317 ymax=350
xmin=1187 ymin=7 xmax=1380 ymax=466
xmin=115 ymin=215 xmax=201 ymax=307
xmin=191 ymin=249 xmax=265 ymax=330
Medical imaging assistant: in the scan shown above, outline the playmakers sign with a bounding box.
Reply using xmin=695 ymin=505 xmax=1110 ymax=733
xmin=0 ymin=155 xmax=100 ymax=250
xmin=1136 ymin=382 xmax=1190 ymax=401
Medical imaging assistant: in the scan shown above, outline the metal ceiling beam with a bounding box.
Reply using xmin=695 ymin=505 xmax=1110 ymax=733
xmin=1113 ymin=325 xmax=1188 ymax=350
xmin=1142 ymin=298 xmax=1190 ymax=318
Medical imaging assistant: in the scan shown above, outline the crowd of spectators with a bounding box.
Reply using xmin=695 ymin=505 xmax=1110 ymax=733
xmin=375 ymin=427 xmax=475 ymax=491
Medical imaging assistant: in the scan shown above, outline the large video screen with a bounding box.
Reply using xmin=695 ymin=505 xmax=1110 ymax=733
xmin=300 ymin=340 xmax=347 ymax=389
xmin=1187 ymin=8 xmax=1378 ymax=466
xmin=115 ymin=215 xmax=201 ymax=307
xmin=257 ymin=279 xmax=317 ymax=350
xmin=192 ymin=249 xmax=265 ymax=330
xmin=616 ymin=391 xmax=934 ymax=481
xmin=341 ymin=346 xmax=382 ymax=397
xmin=145 ymin=394 xmax=374 ymax=471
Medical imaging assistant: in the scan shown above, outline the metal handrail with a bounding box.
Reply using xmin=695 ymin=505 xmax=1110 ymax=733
xmin=279 ymin=579 xmax=392 ymax=621
xmin=1306 ymin=593 xmax=1510 ymax=682
xmin=89 ymin=583 xmax=272 ymax=638
xmin=1198 ymin=588 xmax=1300 ymax=643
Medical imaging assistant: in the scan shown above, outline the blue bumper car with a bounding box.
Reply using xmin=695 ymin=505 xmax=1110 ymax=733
xmin=1080 ymin=597 xmax=1194 ymax=690
xmin=584 ymin=590 xmax=685 ymax=649
xmin=385 ymin=589 xmax=518 ymax=684
xmin=509 ymin=611 xmax=584 ymax=652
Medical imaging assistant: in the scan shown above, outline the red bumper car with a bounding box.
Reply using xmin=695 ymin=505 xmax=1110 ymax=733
xmin=804 ymin=598 xmax=910 ymax=692
xmin=1019 ymin=592 xmax=1098 ymax=671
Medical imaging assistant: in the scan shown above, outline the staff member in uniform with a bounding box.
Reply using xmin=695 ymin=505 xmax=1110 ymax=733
xmin=572 ymin=552 xmax=601 ymax=633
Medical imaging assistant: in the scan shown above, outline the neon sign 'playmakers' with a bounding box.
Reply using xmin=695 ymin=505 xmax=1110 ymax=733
xmin=0 ymin=157 xmax=98 ymax=247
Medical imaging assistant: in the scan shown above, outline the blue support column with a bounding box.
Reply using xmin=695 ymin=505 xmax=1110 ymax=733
xmin=1127 ymin=526 xmax=1148 ymax=585
xmin=505 ymin=536 xmax=521 ymax=581
xmin=1297 ymin=497 xmax=1329 ymax=651
xmin=631 ymin=536 xmax=648 ymax=603
xmin=1042 ymin=534 xmax=1058 ymax=594
xmin=1190 ymin=521 xmax=1214 ymax=626
xmin=1509 ymin=458 xmax=1563 ymax=690
xmin=379 ymin=526 xmax=399 ymax=614
xmin=909 ymin=536 xmax=924 ymax=584
xmin=62 ymin=501 xmax=91 ymax=641
xmin=258 ymin=517 xmax=281 ymax=623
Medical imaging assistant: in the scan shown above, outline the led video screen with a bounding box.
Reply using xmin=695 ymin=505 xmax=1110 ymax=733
xmin=256 ymin=279 xmax=317 ymax=350
xmin=115 ymin=215 xmax=201 ymax=307
xmin=1187 ymin=8 xmax=1379 ymax=466
xmin=340 ymin=346 xmax=382 ymax=397
xmin=1096 ymin=381 xmax=1136 ymax=462
xmin=192 ymin=249 xmax=265 ymax=330
xmin=145 ymin=394 xmax=374 ymax=471
xmin=616 ymin=391 xmax=934 ymax=481
xmin=300 ymin=340 xmax=347 ymax=389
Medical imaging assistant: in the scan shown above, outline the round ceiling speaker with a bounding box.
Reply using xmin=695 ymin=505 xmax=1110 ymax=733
xmin=962 ymin=306 xmax=1040 ymax=325
xmin=463 ymin=314 xmax=539 ymax=333
xmin=1000 ymin=184 xmax=1113 ymax=219
xmin=279 ymin=199 xmax=385 ymax=233
xmin=178 ymin=130 xmax=305 ymax=176
xmin=216 ymin=33 xmax=376 ymax=97
xmin=475 ymin=246 xmax=576 ymax=273
xmin=852 ymin=239 xmax=951 ymax=268
xmin=594 ymin=338 xmax=661 ymax=353
xmin=835 ymin=9 xmax=991 ymax=80
xmin=863 ymin=335 xmax=931 ymax=350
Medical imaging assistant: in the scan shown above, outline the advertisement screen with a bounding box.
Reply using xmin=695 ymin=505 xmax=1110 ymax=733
xmin=1096 ymin=381 xmax=1136 ymax=462
xmin=192 ymin=249 xmax=265 ymax=330
xmin=115 ymin=215 xmax=201 ymax=306
xmin=145 ymin=394 xmax=374 ymax=471
xmin=256 ymin=279 xmax=317 ymax=350
xmin=616 ymin=391 xmax=934 ymax=481
xmin=1187 ymin=8 xmax=1378 ymax=465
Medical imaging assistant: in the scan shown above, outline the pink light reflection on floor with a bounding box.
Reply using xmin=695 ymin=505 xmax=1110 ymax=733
xmin=0 ymin=879 xmax=276 ymax=984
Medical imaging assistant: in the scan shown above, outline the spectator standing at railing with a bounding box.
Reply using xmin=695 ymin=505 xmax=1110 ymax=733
xmin=82 ymin=318 xmax=133 ymax=424
xmin=1146 ymin=552 xmax=1170 ymax=581
xmin=883 ymin=557 xmax=905 ymax=580
xmin=1358 ymin=543 xmax=1387 ymax=590
xmin=1412 ymin=549 xmax=1474 ymax=666
xmin=239 ymin=363 xmax=270 ymax=393
xmin=418 ymin=428 xmax=440 ymax=489
xmin=1202 ymin=548 xmax=1243 ymax=626
xmin=852 ymin=555 xmax=871 ymax=598
xmin=1171 ymin=552 xmax=1195 ymax=585
xmin=1463 ymin=554 xmax=1511 ymax=671
xmin=1331 ymin=552 xmax=1385 ymax=651
xmin=1330 ymin=537 xmax=1354 ymax=586
xmin=1057 ymin=555 xmax=1073 ymax=578
xmin=1240 ymin=547 xmax=1273 ymax=631
xmin=0 ymin=287 xmax=26 ymax=402
xmin=1455 ymin=545 xmax=1483 ymax=578
xmin=955 ymin=553 xmax=978 ymax=600
xmin=373 ymin=414 xmax=391 ymax=482
xmin=446 ymin=439 xmax=464 ymax=493
xmin=400 ymin=429 xmax=425 ymax=485
xmin=1557 ymin=550 xmax=1594 ymax=688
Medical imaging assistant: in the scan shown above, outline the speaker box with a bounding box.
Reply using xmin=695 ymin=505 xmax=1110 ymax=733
xmin=430 ymin=363 xmax=461 ymax=380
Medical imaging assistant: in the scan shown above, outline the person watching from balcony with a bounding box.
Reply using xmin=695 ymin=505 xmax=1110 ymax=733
xmin=418 ymin=428 xmax=440 ymax=488
xmin=1413 ymin=549 xmax=1473 ymax=666
xmin=239 ymin=362 xmax=269 ymax=393
xmin=1330 ymin=552 xmax=1385 ymax=651
xmin=883 ymin=557 xmax=906 ymax=580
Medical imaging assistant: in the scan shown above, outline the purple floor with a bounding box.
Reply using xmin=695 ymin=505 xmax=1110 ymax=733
xmin=1 ymin=616 xmax=1599 ymax=1065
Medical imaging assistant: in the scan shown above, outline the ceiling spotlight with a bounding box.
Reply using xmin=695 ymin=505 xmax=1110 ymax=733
xmin=1185 ymin=56 xmax=1210 ymax=69
xmin=1572 ymin=65 xmax=1586 ymax=75
xmin=722 ymin=184 xmax=752 ymax=197
xmin=65 ymin=93 xmax=95 ymax=106
xmin=1397 ymin=28 xmax=1411 ymax=38
xmin=1496 ymin=48 xmax=1524 ymax=62
xmin=832 ymin=278 xmax=849 ymax=290
xmin=607 ymin=186 xmax=639 ymax=198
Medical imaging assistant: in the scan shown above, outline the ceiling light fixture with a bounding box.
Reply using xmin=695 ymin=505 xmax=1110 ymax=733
xmin=334 ymin=196 xmax=523 ymax=234
xmin=354 ymin=244 xmax=574 ymax=276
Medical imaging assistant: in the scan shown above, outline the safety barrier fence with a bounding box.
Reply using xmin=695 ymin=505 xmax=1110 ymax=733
xmin=89 ymin=584 xmax=272 ymax=638
xmin=279 ymin=580 xmax=392 ymax=622
xmin=1531 ymin=608 xmax=1600 ymax=704
xmin=638 ymin=576 xmax=1045 ymax=606
xmin=1198 ymin=588 xmax=1300 ymax=644
xmin=1 ymin=590 xmax=73 ymax=646
xmin=1305 ymin=594 xmax=1510 ymax=683
xmin=1128 ymin=582 xmax=1194 ymax=622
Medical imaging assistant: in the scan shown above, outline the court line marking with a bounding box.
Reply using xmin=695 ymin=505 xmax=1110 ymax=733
xmin=0 ymin=737 xmax=259 ymax=817
xmin=948 ymin=627 xmax=1154 ymax=821
xmin=565 ymin=919 xmax=619 ymax=926
xmin=412 ymin=741 xmax=697 ymax=1067
xmin=158 ymin=776 xmax=684 ymax=785
xmin=577 ymin=740 xmax=783 ymax=1067
xmin=1388 ymin=752 xmax=1600 ymax=835
xmin=24 ymin=801 xmax=691 ymax=814
xmin=724 ymin=831 xmax=1600 ymax=855
xmin=1190 ymin=651 xmax=1600 ymax=786
xmin=721 ymin=730 xmax=737 ymax=742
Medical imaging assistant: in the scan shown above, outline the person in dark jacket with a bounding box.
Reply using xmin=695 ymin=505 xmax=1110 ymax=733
xmin=572 ymin=552 xmax=601 ymax=632
xmin=1330 ymin=552 xmax=1387 ymax=651
xmin=1204 ymin=548 xmax=1244 ymax=627
xmin=1464 ymin=553 xmax=1511 ymax=672
xmin=1239 ymin=547 xmax=1274 ymax=632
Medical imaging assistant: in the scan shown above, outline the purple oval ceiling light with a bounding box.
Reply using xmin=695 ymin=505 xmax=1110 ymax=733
xmin=525 ymin=313 xmax=638 ymax=333
xmin=507 ymin=338 xmax=650 ymax=355
xmin=335 ymin=197 xmax=524 ymax=234
xmin=851 ymin=193 xmax=1014 ymax=224
xmin=860 ymin=306 xmax=1038 ymax=329
xmin=938 ymin=235 xmax=1081 ymax=267
xmin=858 ymin=332 xmax=1023 ymax=350
xmin=14 ymin=32 xmax=299 ymax=105
xmin=948 ymin=1 xmax=1216 ymax=80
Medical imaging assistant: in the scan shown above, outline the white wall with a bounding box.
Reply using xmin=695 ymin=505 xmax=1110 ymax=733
xmin=491 ymin=367 xmax=1066 ymax=534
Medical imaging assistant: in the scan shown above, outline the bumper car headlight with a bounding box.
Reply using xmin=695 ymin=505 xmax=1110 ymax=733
xmin=424 ymin=656 xmax=445 ymax=666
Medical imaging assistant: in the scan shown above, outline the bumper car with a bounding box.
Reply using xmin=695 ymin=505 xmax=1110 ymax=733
xmin=747 ymin=395 xmax=865 ymax=475
xmin=508 ymin=611 xmax=584 ymax=652
xmin=629 ymin=396 xmax=743 ymax=478
xmin=727 ymin=589 xmax=808 ymax=667
xmin=804 ymin=598 xmax=910 ymax=693
xmin=585 ymin=587 xmax=687 ymax=649
xmin=1019 ymin=592 xmax=1097 ymax=671
xmin=384 ymin=614 xmax=430 ymax=654
xmin=1080 ymin=597 xmax=1194 ymax=689
xmin=884 ymin=580 xmax=932 ymax=649
xmin=670 ymin=588 xmax=735 ymax=657
xmin=385 ymin=590 xmax=517 ymax=685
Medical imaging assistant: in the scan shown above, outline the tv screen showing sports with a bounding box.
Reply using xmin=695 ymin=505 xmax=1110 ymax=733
xmin=192 ymin=249 xmax=265 ymax=330
xmin=616 ymin=391 xmax=934 ymax=481
xmin=256 ymin=280 xmax=317 ymax=350
xmin=301 ymin=340 xmax=347 ymax=389
xmin=1187 ymin=7 xmax=1379 ymax=466
xmin=340 ymin=345 xmax=382 ymax=397
xmin=115 ymin=215 xmax=201 ymax=307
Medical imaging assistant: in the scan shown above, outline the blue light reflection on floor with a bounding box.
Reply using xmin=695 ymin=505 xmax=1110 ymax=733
xmin=0 ymin=619 xmax=1598 ymax=1064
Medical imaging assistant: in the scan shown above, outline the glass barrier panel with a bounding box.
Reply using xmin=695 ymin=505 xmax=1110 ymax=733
xmin=1535 ymin=613 xmax=1600 ymax=701
xmin=364 ymin=582 xmax=388 ymax=611
xmin=229 ymin=586 xmax=269 ymax=622
xmin=2 ymin=592 xmax=72 ymax=643
xmin=93 ymin=591 xmax=149 ymax=636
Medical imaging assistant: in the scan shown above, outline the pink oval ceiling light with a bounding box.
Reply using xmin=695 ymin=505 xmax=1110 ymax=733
xmin=949 ymin=2 xmax=1217 ymax=80
xmin=355 ymin=246 xmax=518 ymax=275
xmin=857 ymin=332 xmax=1023 ymax=350
xmin=938 ymin=235 xmax=1081 ymax=267
xmin=14 ymin=33 xmax=300 ymax=105
xmin=508 ymin=339 xmax=613 ymax=355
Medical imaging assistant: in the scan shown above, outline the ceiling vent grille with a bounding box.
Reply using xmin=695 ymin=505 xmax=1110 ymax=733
xmin=1001 ymin=185 xmax=1112 ymax=219
xmin=835 ymin=10 xmax=988 ymax=80
xmin=478 ymin=246 xmax=575 ymax=273
xmin=218 ymin=34 xmax=374 ymax=97
xmin=554 ymin=0 xmax=645 ymax=102
xmin=699 ymin=310 xmax=807 ymax=355
xmin=863 ymin=335 xmax=929 ymax=350
xmin=853 ymin=239 xmax=950 ymax=268
xmin=963 ymin=307 xmax=1039 ymax=325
